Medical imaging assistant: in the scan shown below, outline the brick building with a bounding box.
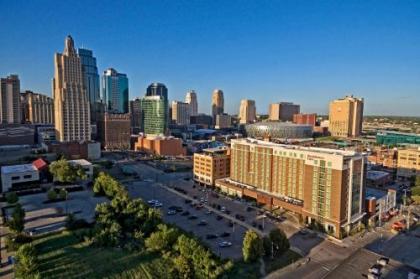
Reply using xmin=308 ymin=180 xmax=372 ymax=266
xmin=97 ymin=112 xmax=130 ymax=150
xmin=193 ymin=147 xmax=230 ymax=187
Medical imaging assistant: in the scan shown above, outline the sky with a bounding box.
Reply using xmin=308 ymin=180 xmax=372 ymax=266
xmin=1 ymin=0 xmax=419 ymax=116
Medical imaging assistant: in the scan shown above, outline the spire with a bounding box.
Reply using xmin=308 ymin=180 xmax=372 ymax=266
xmin=64 ymin=35 xmax=76 ymax=56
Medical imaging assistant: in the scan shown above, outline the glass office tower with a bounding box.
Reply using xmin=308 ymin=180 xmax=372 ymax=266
xmin=102 ymin=68 xmax=129 ymax=113
xmin=78 ymin=48 xmax=100 ymax=122
xmin=141 ymin=95 xmax=167 ymax=135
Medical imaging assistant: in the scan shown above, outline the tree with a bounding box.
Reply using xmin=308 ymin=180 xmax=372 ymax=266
xmin=416 ymin=176 xmax=420 ymax=187
xmin=6 ymin=191 xmax=19 ymax=204
xmin=173 ymin=255 xmax=194 ymax=279
xmin=59 ymin=188 xmax=68 ymax=200
xmin=242 ymin=230 xmax=263 ymax=262
xmin=93 ymin=172 xmax=125 ymax=197
xmin=145 ymin=224 xmax=180 ymax=252
xmin=8 ymin=203 xmax=26 ymax=233
xmin=47 ymin=188 xmax=57 ymax=200
xmin=49 ymin=159 xmax=85 ymax=183
xmin=268 ymin=228 xmax=289 ymax=257
xmin=411 ymin=186 xmax=420 ymax=196
xmin=14 ymin=243 xmax=40 ymax=279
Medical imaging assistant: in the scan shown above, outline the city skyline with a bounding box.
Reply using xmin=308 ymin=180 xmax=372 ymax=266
xmin=1 ymin=1 xmax=420 ymax=116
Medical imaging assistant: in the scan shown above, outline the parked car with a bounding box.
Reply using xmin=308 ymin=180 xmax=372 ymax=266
xmin=188 ymin=215 xmax=198 ymax=220
xmin=392 ymin=220 xmax=407 ymax=231
xmin=167 ymin=210 xmax=177 ymax=215
xmin=216 ymin=215 xmax=223 ymax=221
xmin=218 ymin=241 xmax=232 ymax=248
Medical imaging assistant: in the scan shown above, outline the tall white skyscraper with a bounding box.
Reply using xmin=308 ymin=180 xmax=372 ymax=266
xmin=53 ymin=36 xmax=90 ymax=142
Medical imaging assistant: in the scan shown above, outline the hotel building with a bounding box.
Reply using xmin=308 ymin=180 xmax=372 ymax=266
xmin=215 ymin=138 xmax=366 ymax=238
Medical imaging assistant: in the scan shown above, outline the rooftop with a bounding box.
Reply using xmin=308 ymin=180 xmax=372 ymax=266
xmin=202 ymin=146 xmax=229 ymax=155
xmin=1 ymin=163 xmax=37 ymax=174
xmin=366 ymin=187 xmax=388 ymax=200
xmin=232 ymin=138 xmax=361 ymax=157
xmin=367 ymin=170 xmax=390 ymax=181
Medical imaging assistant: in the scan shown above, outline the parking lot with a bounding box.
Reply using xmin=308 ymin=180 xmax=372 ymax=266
xmin=15 ymin=190 xmax=106 ymax=235
xmin=125 ymin=180 xmax=247 ymax=259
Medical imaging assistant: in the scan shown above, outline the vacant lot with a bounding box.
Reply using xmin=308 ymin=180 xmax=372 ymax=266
xmin=34 ymin=231 xmax=171 ymax=279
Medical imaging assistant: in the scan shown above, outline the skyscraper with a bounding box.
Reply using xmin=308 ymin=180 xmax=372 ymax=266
xmin=129 ymin=98 xmax=142 ymax=134
xmin=185 ymin=90 xmax=198 ymax=116
xmin=0 ymin=74 xmax=21 ymax=124
xmin=211 ymin=89 xmax=224 ymax=122
xmin=53 ymin=36 xmax=90 ymax=142
xmin=329 ymin=95 xmax=364 ymax=138
xmin=146 ymin=82 xmax=168 ymax=100
xmin=268 ymin=102 xmax=300 ymax=121
xmin=145 ymin=82 xmax=169 ymax=128
xmin=102 ymin=68 xmax=129 ymax=114
xmin=239 ymin=99 xmax=256 ymax=124
xmin=171 ymin=101 xmax=190 ymax=125
xmin=21 ymin=91 xmax=54 ymax=124
xmin=78 ymin=48 xmax=100 ymax=122
xmin=141 ymin=95 xmax=167 ymax=135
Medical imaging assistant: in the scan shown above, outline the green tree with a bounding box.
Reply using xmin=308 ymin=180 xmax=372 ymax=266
xmin=173 ymin=255 xmax=193 ymax=279
xmin=411 ymin=186 xmax=420 ymax=196
xmin=268 ymin=228 xmax=290 ymax=257
xmin=416 ymin=176 xmax=420 ymax=187
xmin=14 ymin=243 xmax=40 ymax=279
xmin=6 ymin=191 xmax=19 ymax=204
xmin=242 ymin=230 xmax=263 ymax=262
xmin=59 ymin=188 xmax=68 ymax=200
xmin=49 ymin=159 xmax=86 ymax=183
xmin=8 ymin=203 xmax=26 ymax=233
xmin=145 ymin=224 xmax=180 ymax=252
xmin=93 ymin=172 xmax=125 ymax=197
xmin=47 ymin=188 xmax=57 ymax=200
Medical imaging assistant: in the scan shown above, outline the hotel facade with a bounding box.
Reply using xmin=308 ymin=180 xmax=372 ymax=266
xmin=215 ymin=138 xmax=366 ymax=238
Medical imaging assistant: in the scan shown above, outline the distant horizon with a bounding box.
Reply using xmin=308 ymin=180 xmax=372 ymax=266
xmin=1 ymin=1 xmax=419 ymax=116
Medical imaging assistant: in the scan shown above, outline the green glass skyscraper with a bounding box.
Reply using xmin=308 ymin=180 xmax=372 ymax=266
xmin=141 ymin=95 xmax=167 ymax=135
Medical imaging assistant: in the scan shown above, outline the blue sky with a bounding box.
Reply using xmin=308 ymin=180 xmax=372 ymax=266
xmin=1 ymin=0 xmax=419 ymax=116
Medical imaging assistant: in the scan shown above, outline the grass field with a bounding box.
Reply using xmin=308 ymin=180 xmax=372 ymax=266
xmin=33 ymin=231 xmax=171 ymax=279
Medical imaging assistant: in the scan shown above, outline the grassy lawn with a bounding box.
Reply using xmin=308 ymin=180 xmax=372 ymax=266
xmin=264 ymin=249 xmax=302 ymax=274
xmin=33 ymin=230 xmax=171 ymax=279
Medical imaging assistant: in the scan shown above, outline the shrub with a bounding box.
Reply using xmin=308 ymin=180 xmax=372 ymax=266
xmin=47 ymin=188 xmax=57 ymax=200
xmin=6 ymin=191 xmax=19 ymax=204
xmin=59 ymin=188 xmax=68 ymax=200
